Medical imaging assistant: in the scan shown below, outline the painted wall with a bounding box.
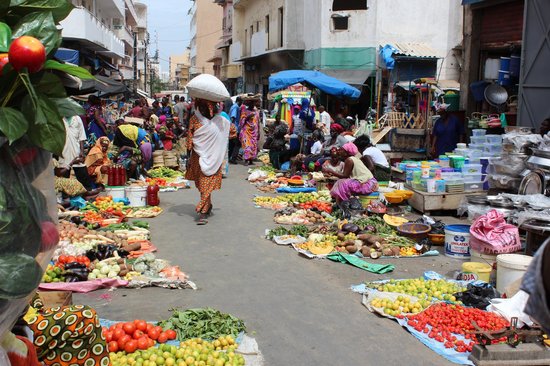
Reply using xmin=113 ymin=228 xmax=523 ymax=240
xmin=189 ymin=0 xmax=222 ymax=75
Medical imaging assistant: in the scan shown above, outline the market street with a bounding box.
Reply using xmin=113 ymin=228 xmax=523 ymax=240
xmin=75 ymin=165 xmax=457 ymax=366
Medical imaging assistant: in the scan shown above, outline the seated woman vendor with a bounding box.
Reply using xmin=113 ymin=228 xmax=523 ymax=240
xmin=328 ymin=142 xmax=378 ymax=206
xmin=54 ymin=159 xmax=101 ymax=201
xmin=84 ymin=136 xmax=111 ymax=186
xmin=323 ymin=123 xmax=348 ymax=152
xmin=112 ymin=123 xmax=152 ymax=179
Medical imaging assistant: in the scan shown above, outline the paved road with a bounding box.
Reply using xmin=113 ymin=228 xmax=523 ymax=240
xmin=76 ymin=164 xmax=461 ymax=365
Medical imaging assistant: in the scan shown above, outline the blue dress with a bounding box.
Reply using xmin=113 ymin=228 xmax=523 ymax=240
xmin=433 ymin=115 xmax=464 ymax=156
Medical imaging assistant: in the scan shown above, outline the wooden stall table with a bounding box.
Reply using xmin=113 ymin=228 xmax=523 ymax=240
xmin=406 ymin=186 xmax=486 ymax=215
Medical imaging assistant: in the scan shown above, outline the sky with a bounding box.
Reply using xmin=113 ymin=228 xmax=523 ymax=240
xmin=140 ymin=0 xmax=193 ymax=73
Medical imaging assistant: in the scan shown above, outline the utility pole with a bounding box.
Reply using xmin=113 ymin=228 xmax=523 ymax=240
xmin=144 ymin=31 xmax=149 ymax=94
xmin=133 ymin=30 xmax=138 ymax=93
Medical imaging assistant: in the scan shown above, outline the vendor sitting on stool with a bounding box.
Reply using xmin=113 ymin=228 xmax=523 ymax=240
xmin=328 ymin=142 xmax=378 ymax=207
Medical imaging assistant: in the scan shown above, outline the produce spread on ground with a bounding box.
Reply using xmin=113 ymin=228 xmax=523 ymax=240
xmin=247 ymin=163 xmax=542 ymax=365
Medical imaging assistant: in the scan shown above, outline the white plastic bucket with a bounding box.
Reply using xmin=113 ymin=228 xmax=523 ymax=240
xmin=470 ymin=249 xmax=498 ymax=268
xmin=125 ymin=186 xmax=147 ymax=207
xmin=496 ymin=254 xmax=533 ymax=294
xmin=445 ymin=225 xmax=471 ymax=259
xmin=104 ymin=186 xmax=126 ymax=200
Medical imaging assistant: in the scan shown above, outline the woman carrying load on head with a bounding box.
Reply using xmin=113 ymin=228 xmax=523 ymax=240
xmin=239 ymin=96 xmax=260 ymax=166
xmin=329 ymin=142 xmax=378 ymax=206
xmin=185 ymin=74 xmax=236 ymax=225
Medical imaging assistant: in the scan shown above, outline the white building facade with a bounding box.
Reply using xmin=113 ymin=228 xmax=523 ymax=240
xmin=231 ymin=0 xmax=462 ymax=95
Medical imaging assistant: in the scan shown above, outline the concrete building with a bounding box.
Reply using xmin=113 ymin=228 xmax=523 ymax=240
xmin=231 ymin=0 xmax=462 ymax=99
xmin=134 ymin=1 xmax=148 ymax=93
xmin=214 ymin=0 xmax=242 ymax=95
xmin=189 ymin=0 xmax=223 ymax=77
xmin=60 ymin=0 xmax=148 ymax=90
xmin=169 ymin=51 xmax=191 ymax=90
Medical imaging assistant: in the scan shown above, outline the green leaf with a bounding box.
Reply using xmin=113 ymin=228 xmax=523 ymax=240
xmin=35 ymin=72 xmax=66 ymax=98
xmin=0 ymin=107 xmax=29 ymax=143
xmin=0 ymin=22 xmax=11 ymax=52
xmin=25 ymin=94 xmax=65 ymax=154
xmin=9 ymin=0 xmax=74 ymax=23
xmin=53 ymin=97 xmax=84 ymax=117
xmin=44 ymin=60 xmax=95 ymax=80
xmin=12 ymin=11 xmax=60 ymax=54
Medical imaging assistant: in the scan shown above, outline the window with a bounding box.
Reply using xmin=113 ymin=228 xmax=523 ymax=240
xmin=249 ymin=25 xmax=253 ymax=51
xmin=256 ymin=21 xmax=260 ymax=32
xmin=332 ymin=15 xmax=349 ymax=30
xmin=244 ymin=29 xmax=248 ymax=55
xmin=278 ymin=7 xmax=284 ymax=47
xmin=265 ymin=15 xmax=270 ymax=49
xmin=332 ymin=0 xmax=367 ymax=11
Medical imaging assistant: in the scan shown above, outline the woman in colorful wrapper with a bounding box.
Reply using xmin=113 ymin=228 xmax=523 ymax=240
xmin=185 ymin=74 xmax=235 ymax=225
xmin=84 ymin=136 xmax=111 ymax=186
xmin=329 ymin=142 xmax=378 ymax=206
xmin=4 ymin=296 xmax=109 ymax=366
xmin=85 ymin=95 xmax=108 ymax=145
xmin=239 ymin=97 xmax=260 ymax=166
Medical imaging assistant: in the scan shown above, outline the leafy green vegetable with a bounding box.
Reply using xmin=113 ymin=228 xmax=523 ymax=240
xmin=0 ymin=22 xmax=11 ymax=52
xmin=43 ymin=60 xmax=95 ymax=80
xmin=12 ymin=11 xmax=60 ymax=54
xmin=0 ymin=107 xmax=28 ymax=143
xmin=158 ymin=308 xmax=246 ymax=340
xmin=266 ymin=224 xmax=310 ymax=240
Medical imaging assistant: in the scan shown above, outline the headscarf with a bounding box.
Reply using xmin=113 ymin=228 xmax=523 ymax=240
xmin=342 ymin=142 xmax=359 ymax=156
xmin=85 ymin=136 xmax=110 ymax=168
xmin=330 ymin=123 xmax=344 ymax=134
xmin=114 ymin=125 xmax=138 ymax=148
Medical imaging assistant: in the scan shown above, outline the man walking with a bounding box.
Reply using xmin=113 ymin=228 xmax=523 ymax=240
xmin=59 ymin=115 xmax=96 ymax=190
xmin=228 ymin=96 xmax=242 ymax=164
xmin=318 ymin=105 xmax=331 ymax=135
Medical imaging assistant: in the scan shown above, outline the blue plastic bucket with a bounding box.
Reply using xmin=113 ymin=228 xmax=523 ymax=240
xmin=470 ymin=81 xmax=489 ymax=102
xmin=500 ymin=57 xmax=511 ymax=72
xmin=510 ymin=55 xmax=521 ymax=78
xmin=445 ymin=225 xmax=471 ymax=259
xmin=498 ymin=70 xmax=511 ymax=86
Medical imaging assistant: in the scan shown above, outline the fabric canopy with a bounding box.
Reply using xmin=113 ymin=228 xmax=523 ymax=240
xmin=269 ymin=70 xmax=361 ymax=99
xmin=55 ymin=48 xmax=80 ymax=65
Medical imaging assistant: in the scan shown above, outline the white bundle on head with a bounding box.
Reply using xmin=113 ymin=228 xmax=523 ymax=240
xmin=187 ymin=74 xmax=230 ymax=102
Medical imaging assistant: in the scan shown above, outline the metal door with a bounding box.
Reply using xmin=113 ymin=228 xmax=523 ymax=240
xmin=518 ymin=0 xmax=550 ymax=129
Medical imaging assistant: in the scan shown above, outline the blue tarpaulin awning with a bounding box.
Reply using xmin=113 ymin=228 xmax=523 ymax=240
xmin=269 ymin=70 xmax=361 ymax=99
xmin=461 ymin=0 xmax=485 ymax=4
xmin=54 ymin=48 xmax=79 ymax=65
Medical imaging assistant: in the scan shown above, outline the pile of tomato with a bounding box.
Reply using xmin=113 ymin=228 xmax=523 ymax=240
xmin=103 ymin=320 xmax=177 ymax=353
xmin=146 ymin=177 xmax=167 ymax=187
xmin=55 ymin=255 xmax=90 ymax=268
xmin=400 ymin=303 xmax=510 ymax=353
xmin=297 ymin=200 xmax=332 ymax=213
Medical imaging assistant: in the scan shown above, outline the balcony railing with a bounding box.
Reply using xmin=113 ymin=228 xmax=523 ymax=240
xmin=60 ymin=7 xmax=125 ymax=58
xmin=114 ymin=25 xmax=133 ymax=45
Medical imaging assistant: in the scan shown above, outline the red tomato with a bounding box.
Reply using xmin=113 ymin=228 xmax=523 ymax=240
xmin=112 ymin=328 xmax=124 ymax=341
xmin=108 ymin=341 xmax=119 ymax=352
xmin=41 ymin=221 xmax=59 ymax=251
xmin=147 ymin=338 xmax=155 ymax=348
xmin=137 ymin=337 xmax=149 ymax=350
xmin=105 ymin=331 xmax=113 ymax=343
xmin=66 ymin=256 xmax=77 ymax=264
xmin=165 ymin=329 xmax=177 ymax=340
xmin=133 ymin=330 xmax=145 ymax=339
xmin=135 ymin=320 xmax=147 ymax=332
xmin=124 ymin=340 xmax=138 ymax=353
xmin=8 ymin=36 xmax=46 ymax=73
xmin=58 ymin=255 xmax=68 ymax=264
xmin=157 ymin=332 xmax=168 ymax=344
xmin=146 ymin=323 xmax=154 ymax=332
xmin=0 ymin=53 xmax=8 ymax=76
xmin=117 ymin=334 xmax=131 ymax=349
xmin=147 ymin=328 xmax=160 ymax=341
xmin=122 ymin=322 xmax=136 ymax=335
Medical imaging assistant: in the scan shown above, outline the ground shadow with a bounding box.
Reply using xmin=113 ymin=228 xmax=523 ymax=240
xmin=168 ymin=203 xmax=198 ymax=218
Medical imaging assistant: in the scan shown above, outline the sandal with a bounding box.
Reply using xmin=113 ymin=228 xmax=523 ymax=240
xmin=197 ymin=214 xmax=208 ymax=225
xmin=207 ymin=204 xmax=213 ymax=216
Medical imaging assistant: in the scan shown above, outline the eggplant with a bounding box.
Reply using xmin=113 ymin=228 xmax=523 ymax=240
xmin=342 ymin=223 xmax=360 ymax=234
xmin=65 ymin=275 xmax=80 ymax=283
xmin=70 ymin=216 xmax=82 ymax=225
xmin=64 ymin=262 xmax=86 ymax=270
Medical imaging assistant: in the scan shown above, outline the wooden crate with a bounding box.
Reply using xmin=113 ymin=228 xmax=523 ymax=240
xmin=37 ymin=291 xmax=72 ymax=308
xmin=407 ymin=187 xmax=485 ymax=214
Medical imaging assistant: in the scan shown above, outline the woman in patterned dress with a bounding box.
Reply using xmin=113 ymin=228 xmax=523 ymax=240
xmin=239 ymin=99 xmax=260 ymax=166
xmin=186 ymin=98 xmax=235 ymax=225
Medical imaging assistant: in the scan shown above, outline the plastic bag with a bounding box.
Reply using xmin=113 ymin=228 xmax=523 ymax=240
xmin=454 ymin=282 xmax=500 ymax=309
xmin=469 ymin=210 xmax=522 ymax=254
xmin=0 ymin=138 xmax=59 ymax=337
